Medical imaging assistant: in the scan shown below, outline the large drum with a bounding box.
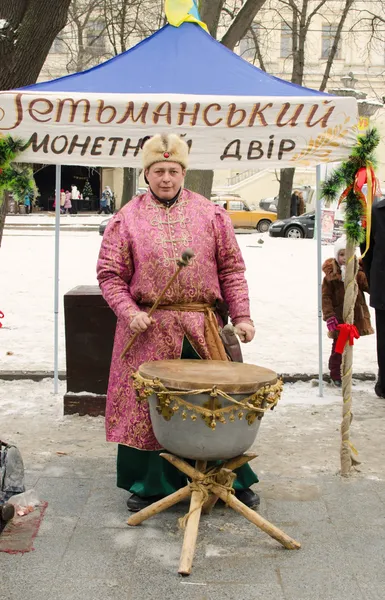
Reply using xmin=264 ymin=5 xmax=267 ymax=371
xmin=134 ymin=360 xmax=282 ymax=461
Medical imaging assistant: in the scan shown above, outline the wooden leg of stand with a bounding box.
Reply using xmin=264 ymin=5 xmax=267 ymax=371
xmin=223 ymin=453 xmax=257 ymax=471
xmin=127 ymin=485 xmax=191 ymax=526
xmin=211 ymin=482 xmax=301 ymax=550
xmin=178 ymin=460 xmax=206 ymax=576
xmin=201 ymin=495 xmax=218 ymax=514
xmin=161 ymin=453 xmax=257 ymax=479
xmin=202 ymin=454 xmax=257 ymax=515
xmin=161 ymin=453 xmax=203 ymax=479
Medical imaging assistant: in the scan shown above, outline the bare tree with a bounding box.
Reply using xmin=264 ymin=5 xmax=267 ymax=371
xmin=55 ymin=0 xmax=164 ymax=76
xmin=0 ymin=0 xmax=72 ymax=89
xmin=350 ymin=6 xmax=385 ymax=100
xmin=185 ymin=0 xmax=269 ymax=196
xmin=255 ymin=0 xmax=355 ymax=219
xmin=103 ymin=0 xmax=164 ymax=55
xmin=99 ymin=0 xmax=164 ymax=205
xmin=49 ymin=0 xmax=110 ymax=75
xmin=67 ymin=0 xmax=108 ymax=73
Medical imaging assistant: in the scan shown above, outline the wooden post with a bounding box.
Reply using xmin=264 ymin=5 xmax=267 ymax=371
xmin=178 ymin=460 xmax=206 ymax=576
xmin=341 ymin=242 xmax=360 ymax=475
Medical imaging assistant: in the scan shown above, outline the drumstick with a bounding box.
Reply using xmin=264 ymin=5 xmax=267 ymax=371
xmin=120 ymin=248 xmax=195 ymax=359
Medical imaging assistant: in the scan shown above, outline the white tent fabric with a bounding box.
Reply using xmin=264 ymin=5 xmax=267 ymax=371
xmin=0 ymin=92 xmax=357 ymax=169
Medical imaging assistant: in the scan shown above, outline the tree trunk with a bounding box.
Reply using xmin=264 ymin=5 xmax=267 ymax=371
xmin=120 ymin=167 xmax=136 ymax=208
xmin=0 ymin=0 xmax=72 ymax=90
xmin=184 ymin=170 xmax=214 ymax=199
xmin=277 ymin=168 xmax=295 ymax=220
xmin=220 ymin=0 xmax=267 ymax=51
xmin=278 ymin=6 xmax=306 ymax=219
xmin=319 ymin=0 xmax=354 ymax=92
xmin=194 ymin=0 xmax=268 ymax=199
xmin=200 ymin=0 xmax=225 ymax=38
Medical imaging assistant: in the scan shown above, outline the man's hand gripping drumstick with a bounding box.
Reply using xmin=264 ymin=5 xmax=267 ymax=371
xmin=121 ymin=249 xmax=195 ymax=359
xmin=223 ymin=323 xmax=255 ymax=343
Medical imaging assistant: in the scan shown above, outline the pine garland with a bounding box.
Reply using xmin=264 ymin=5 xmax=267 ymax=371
xmin=0 ymin=136 xmax=25 ymax=167
xmin=321 ymin=128 xmax=380 ymax=243
xmin=0 ymin=135 xmax=34 ymax=205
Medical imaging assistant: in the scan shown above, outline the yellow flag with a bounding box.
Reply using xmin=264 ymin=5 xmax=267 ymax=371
xmin=165 ymin=0 xmax=209 ymax=33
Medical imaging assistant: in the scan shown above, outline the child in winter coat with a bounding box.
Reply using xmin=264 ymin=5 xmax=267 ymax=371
xmin=322 ymin=235 xmax=374 ymax=386
xmin=64 ymin=190 xmax=72 ymax=215
xmin=60 ymin=189 xmax=65 ymax=213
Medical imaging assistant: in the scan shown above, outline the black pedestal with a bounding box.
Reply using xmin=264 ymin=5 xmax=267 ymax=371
xmin=64 ymin=285 xmax=116 ymax=416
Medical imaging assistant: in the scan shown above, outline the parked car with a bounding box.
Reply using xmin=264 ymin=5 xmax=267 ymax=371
xmin=99 ymin=218 xmax=110 ymax=236
xmin=212 ymin=196 xmax=277 ymax=232
xmin=100 ymin=196 xmax=277 ymax=235
xmin=259 ymin=196 xmax=278 ymax=212
xmin=269 ymin=211 xmax=315 ymax=239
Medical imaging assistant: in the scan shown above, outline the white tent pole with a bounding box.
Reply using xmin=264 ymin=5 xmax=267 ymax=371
xmin=54 ymin=165 xmax=61 ymax=394
xmin=316 ymin=164 xmax=323 ymax=397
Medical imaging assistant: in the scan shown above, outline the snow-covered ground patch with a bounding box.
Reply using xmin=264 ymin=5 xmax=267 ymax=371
xmin=1 ymin=378 xmax=382 ymax=478
xmin=0 ymin=230 xmax=377 ymax=375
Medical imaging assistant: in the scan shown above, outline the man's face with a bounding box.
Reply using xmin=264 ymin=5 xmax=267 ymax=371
xmin=145 ymin=162 xmax=186 ymax=200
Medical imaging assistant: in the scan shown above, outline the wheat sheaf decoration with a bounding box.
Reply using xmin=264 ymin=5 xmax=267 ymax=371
xmin=291 ymin=119 xmax=351 ymax=166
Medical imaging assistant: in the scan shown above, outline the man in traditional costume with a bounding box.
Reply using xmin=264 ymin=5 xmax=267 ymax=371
xmin=97 ymin=133 xmax=259 ymax=512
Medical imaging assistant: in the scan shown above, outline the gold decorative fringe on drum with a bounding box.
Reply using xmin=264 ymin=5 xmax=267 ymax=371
xmin=133 ymin=374 xmax=283 ymax=430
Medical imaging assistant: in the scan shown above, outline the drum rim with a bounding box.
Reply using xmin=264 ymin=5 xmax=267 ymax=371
xmin=138 ymin=359 xmax=278 ymax=393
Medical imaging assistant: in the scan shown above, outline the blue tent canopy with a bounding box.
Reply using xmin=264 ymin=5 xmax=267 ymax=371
xmin=23 ymin=23 xmax=324 ymax=96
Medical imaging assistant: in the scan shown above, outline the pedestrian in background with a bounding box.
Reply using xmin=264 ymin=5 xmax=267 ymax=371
xmin=24 ymin=193 xmax=31 ymax=214
xmin=64 ymin=190 xmax=72 ymax=215
xmin=362 ymin=197 xmax=385 ymax=398
xmin=60 ymin=189 xmax=65 ymax=214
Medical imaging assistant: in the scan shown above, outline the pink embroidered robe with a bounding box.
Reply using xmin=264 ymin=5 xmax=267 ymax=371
xmin=96 ymin=189 xmax=251 ymax=450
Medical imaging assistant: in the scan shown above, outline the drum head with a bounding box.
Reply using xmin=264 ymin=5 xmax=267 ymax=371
xmin=138 ymin=360 xmax=277 ymax=393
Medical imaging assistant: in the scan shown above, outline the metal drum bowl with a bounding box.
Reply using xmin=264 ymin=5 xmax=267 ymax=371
xmin=137 ymin=360 xmax=279 ymax=461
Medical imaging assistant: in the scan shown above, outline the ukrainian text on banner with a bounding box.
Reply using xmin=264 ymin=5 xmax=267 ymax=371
xmin=0 ymin=92 xmax=358 ymax=168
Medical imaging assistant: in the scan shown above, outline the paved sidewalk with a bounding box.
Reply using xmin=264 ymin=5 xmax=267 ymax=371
xmin=1 ymin=456 xmax=384 ymax=600
xmin=4 ymin=213 xmax=108 ymax=232
xmin=1 ymin=380 xmax=384 ymax=600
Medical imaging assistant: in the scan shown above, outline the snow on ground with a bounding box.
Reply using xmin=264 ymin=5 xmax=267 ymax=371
xmin=1 ymin=378 xmax=383 ymax=479
xmin=0 ymin=229 xmax=377 ymax=375
xmin=5 ymin=214 xmax=108 ymax=226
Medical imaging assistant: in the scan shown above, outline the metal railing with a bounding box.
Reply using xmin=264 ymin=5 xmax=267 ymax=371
xmin=227 ymin=169 xmax=260 ymax=186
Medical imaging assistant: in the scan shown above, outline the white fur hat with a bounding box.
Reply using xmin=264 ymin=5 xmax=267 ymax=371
xmin=142 ymin=134 xmax=189 ymax=170
xmin=334 ymin=235 xmax=347 ymax=261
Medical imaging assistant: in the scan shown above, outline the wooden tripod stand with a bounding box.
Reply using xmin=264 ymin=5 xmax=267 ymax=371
xmin=127 ymin=452 xmax=301 ymax=576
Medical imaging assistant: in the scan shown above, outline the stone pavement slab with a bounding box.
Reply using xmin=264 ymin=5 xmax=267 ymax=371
xmin=1 ymin=454 xmax=385 ymax=600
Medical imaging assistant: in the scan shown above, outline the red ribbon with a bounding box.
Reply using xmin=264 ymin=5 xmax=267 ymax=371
xmin=335 ymin=323 xmax=360 ymax=354
xmin=0 ymin=311 xmax=4 ymax=328
xmin=338 ymin=166 xmax=377 ymax=229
